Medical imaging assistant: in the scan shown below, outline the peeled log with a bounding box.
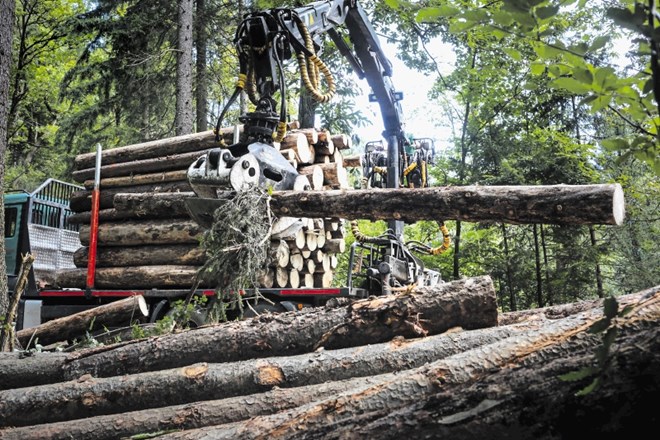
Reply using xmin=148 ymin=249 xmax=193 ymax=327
xmin=73 ymin=127 xmax=237 ymax=170
xmin=0 ymin=321 xmax=533 ymax=427
xmin=44 ymin=276 xmax=497 ymax=380
xmin=78 ymin=219 xmax=203 ymax=246
xmin=15 ymin=296 xmax=148 ymax=348
xmin=153 ymin=289 xmax=660 ymax=439
xmin=269 ymin=184 xmax=626 ymax=225
xmin=73 ymin=245 xmax=206 ymax=268
xmin=54 ymin=265 xmax=200 ymax=290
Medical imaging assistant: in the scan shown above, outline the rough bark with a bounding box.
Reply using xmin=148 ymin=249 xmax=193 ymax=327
xmin=269 ymin=184 xmax=626 ymax=225
xmin=4 ymin=276 xmax=495 ymax=384
xmin=152 ymin=289 xmax=660 ymax=439
xmin=83 ymin=169 xmax=188 ymax=190
xmin=0 ymin=0 xmax=15 ymax=321
xmin=67 ymin=207 xmax=188 ymax=225
xmin=78 ymin=219 xmax=203 ymax=246
xmin=70 ymin=181 xmax=192 ymax=212
xmin=0 ymin=321 xmax=531 ymax=427
xmin=72 ymin=150 xmax=212 ymax=183
xmin=73 ymin=244 xmax=206 ymax=268
xmin=113 ymin=191 xmax=196 ymax=218
xmin=73 ymin=129 xmax=236 ymax=170
xmin=0 ymin=352 xmax=68 ymax=390
xmin=0 ymin=375 xmax=390 ymax=440
xmin=175 ymin=0 xmax=194 ymax=135
xmin=195 ymin=0 xmax=208 ymax=132
xmin=54 ymin=265 xmax=200 ymax=290
xmin=16 ymin=296 xmax=148 ymax=349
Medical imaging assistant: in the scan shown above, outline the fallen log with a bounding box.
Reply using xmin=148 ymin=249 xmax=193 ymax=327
xmin=269 ymin=184 xmax=625 ymax=225
xmin=0 ymin=375 xmax=390 ymax=440
xmin=73 ymin=128 xmax=237 ymax=170
xmin=16 ymin=296 xmax=148 ymax=349
xmin=0 ymin=352 xmax=68 ymax=390
xmin=69 ymin=181 xmax=192 ymax=212
xmin=0 ymin=321 xmax=535 ymax=427
xmin=153 ymin=287 xmax=660 ymax=439
xmin=73 ymin=244 xmax=206 ymax=267
xmin=78 ymin=219 xmax=203 ymax=246
xmin=24 ymin=276 xmax=495 ymax=382
xmin=54 ymin=265 xmax=200 ymax=290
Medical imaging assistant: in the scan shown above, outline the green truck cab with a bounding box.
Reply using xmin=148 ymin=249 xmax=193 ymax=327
xmin=4 ymin=179 xmax=82 ymax=329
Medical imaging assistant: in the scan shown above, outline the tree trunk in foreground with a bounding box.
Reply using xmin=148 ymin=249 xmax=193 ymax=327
xmin=15 ymin=296 xmax=148 ymax=349
xmin=153 ymin=288 xmax=660 ymax=439
xmin=268 ymin=184 xmax=625 ymax=225
xmin=0 ymin=321 xmax=531 ymax=427
xmin=0 ymin=277 xmax=496 ymax=385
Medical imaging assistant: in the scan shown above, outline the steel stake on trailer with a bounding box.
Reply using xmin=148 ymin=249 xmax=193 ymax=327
xmin=85 ymin=143 xmax=102 ymax=299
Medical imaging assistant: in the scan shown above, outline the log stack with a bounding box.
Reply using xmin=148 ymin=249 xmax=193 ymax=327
xmin=57 ymin=126 xmax=352 ymax=290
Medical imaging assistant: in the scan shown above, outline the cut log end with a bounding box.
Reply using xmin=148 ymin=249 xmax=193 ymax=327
xmin=612 ymin=183 xmax=625 ymax=226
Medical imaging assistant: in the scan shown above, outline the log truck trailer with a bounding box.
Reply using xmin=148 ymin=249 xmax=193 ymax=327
xmin=4 ymin=0 xmax=448 ymax=331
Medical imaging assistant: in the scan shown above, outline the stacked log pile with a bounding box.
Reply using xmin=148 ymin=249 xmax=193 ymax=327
xmin=57 ymin=126 xmax=352 ymax=290
xmin=0 ymin=277 xmax=658 ymax=438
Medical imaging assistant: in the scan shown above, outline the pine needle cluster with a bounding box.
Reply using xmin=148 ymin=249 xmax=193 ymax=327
xmin=193 ymin=187 xmax=273 ymax=321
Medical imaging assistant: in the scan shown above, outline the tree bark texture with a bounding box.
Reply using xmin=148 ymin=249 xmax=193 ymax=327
xmin=15 ymin=295 xmax=148 ymax=348
xmin=0 ymin=352 xmax=68 ymax=391
xmin=1 ymin=276 xmax=496 ymax=385
xmin=73 ymin=244 xmax=206 ymax=268
xmin=0 ymin=0 xmax=15 ymax=320
xmin=150 ymin=289 xmax=660 ymax=439
xmin=0 ymin=321 xmax=534 ymax=427
xmin=268 ymin=184 xmax=625 ymax=226
xmin=78 ymin=219 xmax=203 ymax=247
xmin=113 ymin=191 xmax=196 ymax=218
xmin=54 ymin=265 xmax=200 ymax=290
xmin=175 ymin=0 xmax=194 ymax=135
xmin=70 ymin=181 xmax=192 ymax=212
xmin=73 ymin=128 xmax=236 ymax=170
xmin=83 ymin=169 xmax=188 ymax=190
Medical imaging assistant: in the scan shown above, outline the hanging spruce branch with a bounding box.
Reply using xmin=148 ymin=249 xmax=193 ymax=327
xmin=193 ymin=187 xmax=274 ymax=321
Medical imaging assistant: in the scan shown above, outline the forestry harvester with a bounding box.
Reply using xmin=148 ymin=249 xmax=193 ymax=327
xmin=185 ymin=0 xmax=449 ymax=297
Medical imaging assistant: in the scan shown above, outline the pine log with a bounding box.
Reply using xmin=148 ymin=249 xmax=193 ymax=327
xmin=288 ymin=252 xmax=303 ymax=271
xmin=152 ymin=288 xmax=659 ymax=439
xmin=275 ymin=267 xmax=288 ymax=288
xmin=0 ymin=375 xmax=390 ymax=440
xmin=73 ymin=245 xmax=206 ymax=268
xmin=55 ymin=266 xmax=200 ymax=290
xmin=113 ymin=191 xmax=196 ymax=218
xmin=257 ymin=268 xmax=275 ymax=289
xmin=15 ymin=296 xmax=148 ymax=349
xmin=288 ymin=269 xmax=300 ymax=288
xmin=42 ymin=276 xmax=497 ymax=381
xmin=0 ymin=321 xmax=535 ymax=428
xmin=73 ymin=128 xmax=237 ymax=170
xmin=268 ymin=184 xmax=626 ymax=225
xmin=315 ymin=230 xmax=326 ymax=249
xmin=71 ymin=150 xmax=213 ymax=183
xmin=294 ymin=128 xmax=319 ymax=145
xmin=303 ymin=272 xmax=315 ymax=288
xmin=70 ymin=181 xmax=192 ymax=212
xmin=297 ymin=164 xmax=324 ymax=190
xmin=279 ymin=132 xmax=313 ymax=164
xmin=322 ymin=238 xmax=345 ymax=254
xmin=314 ymin=271 xmax=333 ymax=288
xmin=0 ymin=352 xmax=69 ymax=390
xmin=304 ymin=231 xmax=318 ymax=251
xmin=314 ymin=130 xmax=335 ymax=156
xmin=343 ymin=155 xmax=361 ymax=168
xmin=78 ymin=219 xmax=203 ymax=247
xmin=270 ymin=239 xmax=290 ymax=268
xmin=332 ymin=133 xmax=352 ymax=150
xmin=83 ymin=169 xmax=188 ymax=190
xmin=67 ymin=208 xmax=179 ymax=225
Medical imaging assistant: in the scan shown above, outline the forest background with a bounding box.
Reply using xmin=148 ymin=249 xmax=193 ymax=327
xmin=0 ymin=0 xmax=658 ymax=317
